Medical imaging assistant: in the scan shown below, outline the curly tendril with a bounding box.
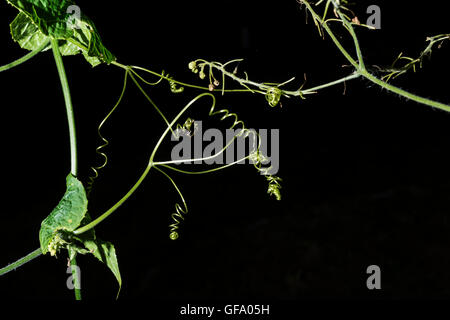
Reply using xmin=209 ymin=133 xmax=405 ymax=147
xmin=87 ymin=69 xmax=129 ymax=196
xmin=168 ymin=201 xmax=188 ymax=240
xmin=153 ymin=166 xmax=188 ymax=241
xmin=266 ymin=175 xmax=282 ymax=201
xmin=265 ymin=87 xmax=283 ymax=108
xmin=165 ymin=72 xmax=185 ymax=93
xmin=104 ymin=62 xmax=285 ymax=240
xmin=174 ymin=117 xmax=198 ymax=138
xmin=150 ymin=93 xmax=282 ymax=239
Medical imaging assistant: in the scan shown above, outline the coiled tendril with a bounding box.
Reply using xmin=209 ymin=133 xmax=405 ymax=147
xmin=153 ymin=94 xmax=282 ymax=239
xmin=265 ymin=87 xmax=283 ymax=108
xmin=86 ymin=69 xmax=129 ymax=196
xmin=165 ymin=71 xmax=184 ymax=93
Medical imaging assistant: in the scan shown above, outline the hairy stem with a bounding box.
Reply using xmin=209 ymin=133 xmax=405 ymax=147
xmin=362 ymin=70 xmax=450 ymax=112
xmin=334 ymin=7 xmax=366 ymax=70
xmin=302 ymin=0 xmax=450 ymax=112
xmin=303 ymin=1 xmax=359 ymax=68
xmin=296 ymin=72 xmax=360 ymax=95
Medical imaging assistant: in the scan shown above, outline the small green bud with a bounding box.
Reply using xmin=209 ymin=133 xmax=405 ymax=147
xmin=199 ymin=71 xmax=206 ymax=79
xmin=188 ymin=61 xmax=197 ymax=70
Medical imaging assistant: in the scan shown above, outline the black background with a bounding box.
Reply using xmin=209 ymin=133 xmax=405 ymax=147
xmin=0 ymin=0 xmax=450 ymax=306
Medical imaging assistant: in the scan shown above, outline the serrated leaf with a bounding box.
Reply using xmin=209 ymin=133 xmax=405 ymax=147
xmin=6 ymin=0 xmax=115 ymax=66
xmin=39 ymin=174 xmax=88 ymax=255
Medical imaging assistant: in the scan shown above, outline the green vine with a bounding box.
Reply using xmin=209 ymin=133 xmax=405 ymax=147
xmin=1 ymin=0 xmax=449 ymax=300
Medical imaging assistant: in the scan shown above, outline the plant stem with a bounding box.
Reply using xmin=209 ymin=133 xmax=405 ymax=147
xmin=296 ymin=72 xmax=360 ymax=95
xmin=362 ymin=70 xmax=450 ymax=112
xmin=69 ymin=249 xmax=82 ymax=300
xmin=335 ymin=8 xmax=366 ymax=70
xmin=0 ymin=248 xmax=42 ymax=276
xmin=302 ymin=0 xmax=450 ymax=112
xmin=74 ymin=163 xmax=153 ymax=235
xmin=70 ymin=255 xmax=81 ymax=300
xmin=303 ymin=1 xmax=359 ymax=68
xmin=0 ymin=40 xmax=61 ymax=277
xmin=112 ymin=61 xmax=257 ymax=94
xmin=0 ymin=39 xmax=50 ymax=72
xmin=51 ymin=39 xmax=81 ymax=300
xmin=74 ymin=93 xmax=215 ymax=235
xmin=51 ymin=39 xmax=78 ymax=176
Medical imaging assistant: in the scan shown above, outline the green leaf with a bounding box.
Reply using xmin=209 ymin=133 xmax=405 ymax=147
xmin=6 ymin=0 xmax=115 ymax=67
xmin=84 ymin=238 xmax=122 ymax=298
xmin=39 ymin=173 xmax=88 ymax=255
xmin=6 ymin=0 xmax=74 ymax=38
xmin=38 ymin=175 xmax=122 ymax=297
xmin=74 ymin=213 xmax=122 ymax=298
xmin=10 ymin=12 xmax=50 ymax=51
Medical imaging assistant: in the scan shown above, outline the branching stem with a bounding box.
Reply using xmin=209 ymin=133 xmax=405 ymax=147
xmin=301 ymin=0 xmax=450 ymax=112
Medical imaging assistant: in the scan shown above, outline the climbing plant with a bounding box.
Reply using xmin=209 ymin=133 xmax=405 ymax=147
xmin=0 ymin=0 xmax=448 ymax=300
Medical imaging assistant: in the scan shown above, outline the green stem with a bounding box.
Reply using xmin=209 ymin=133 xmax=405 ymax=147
xmin=195 ymin=59 xmax=360 ymax=98
xmin=51 ymin=39 xmax=78 ymax=176
xmin=74 ymin=161 xmax=153 ymax=235
xmin=69 ymin=249 xmax=82 ymax=300
xmin=303 ymin=1 xmax=359 ymax=69
xmin=112 ymin=61 xmax=257 ymax=94
xmin=335 ymin=8 xmax=366 ymax=70
xmin=302 ymin=0 xmax=450 ymax=112
xmin=0 ymin=39 xmax=50 ymax=72
xmin=0 ymin=41 xmax=56 ymax=277
xmin=74 ymin=93 xmax=215 ymax=235
xmin=51 ymin=39 xmax=81 ymax=300
xmin=296 ymin=72 xmax=360 ymax=95
xmin=0 ymin=248 xmax=42 ymax=276
xmin=114 ymin=58 xmax=359 ymax=100
xmin=362 ymin=70 xmax=450 ymax=112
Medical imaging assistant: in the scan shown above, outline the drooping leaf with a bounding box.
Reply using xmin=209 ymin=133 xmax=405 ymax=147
xmin=6 ymin=0 xmax=115 ymax=66
xmin=39 ymin=173 xmax=88 ymax=255
xmin=84 ymin=238 xmax=122 ymax=297
xmin=38 ymin=174 xmax=122 ymax=296
xmin=74 ymin=213 xmax=122 ymax=297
